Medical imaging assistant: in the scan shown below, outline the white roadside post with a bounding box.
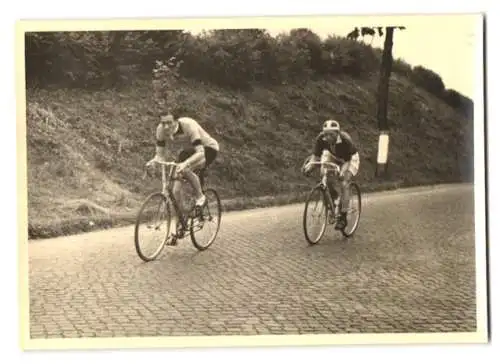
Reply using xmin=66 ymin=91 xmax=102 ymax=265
xmin=376 ymin=131 xmax=390 ymax=176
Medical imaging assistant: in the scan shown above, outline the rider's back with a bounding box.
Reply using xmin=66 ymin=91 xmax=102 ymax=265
xmin=175 ymin=117 xmax=220 ymax=151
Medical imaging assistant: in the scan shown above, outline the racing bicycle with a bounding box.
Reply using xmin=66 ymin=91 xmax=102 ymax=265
xmin=302 ymin=158 xmax=362 ymax=244
xmin=134 ymin=160 xmax=221 ymax=262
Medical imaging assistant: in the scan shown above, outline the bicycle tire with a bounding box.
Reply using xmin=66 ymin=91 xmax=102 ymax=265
xmin=303 ymin=185 xmax=329 ymax=245
xmin=134 ymin=192 xmax=171 ymax=262
xmin=190 ymin=188 xmax=222 ymax=251
xmin=341 ymin=182 xmax=362 ymax=237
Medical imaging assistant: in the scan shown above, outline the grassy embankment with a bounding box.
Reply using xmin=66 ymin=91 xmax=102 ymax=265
xmin=26 ymin=70 xmax=473 ymax=239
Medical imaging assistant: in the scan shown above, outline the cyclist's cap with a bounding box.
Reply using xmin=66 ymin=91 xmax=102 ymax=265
xmin=323 ymin=119 xmax=340 ymax=132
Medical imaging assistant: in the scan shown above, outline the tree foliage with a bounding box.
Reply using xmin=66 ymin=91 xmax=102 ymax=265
xmin=25 ymin=28 xmax=472 ymax=116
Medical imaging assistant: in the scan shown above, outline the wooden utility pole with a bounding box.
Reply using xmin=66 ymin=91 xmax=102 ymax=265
xmin=375 ymin=26 xmax=395 ymax=177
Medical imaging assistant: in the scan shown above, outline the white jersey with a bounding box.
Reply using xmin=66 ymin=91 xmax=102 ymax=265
xmin=161 ymin=117 xmax=220 ymax=151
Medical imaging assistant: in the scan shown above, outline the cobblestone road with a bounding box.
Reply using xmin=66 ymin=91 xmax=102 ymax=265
xmin=28 ymin=184 xmax=478 ymax=338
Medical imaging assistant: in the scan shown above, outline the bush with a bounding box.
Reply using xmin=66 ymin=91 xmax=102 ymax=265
xmin=25 ymin=30 xmax=184 ymax=89
xmin=410 ymin=65 xmax=445 ymax=97
xmin=322 ymin=36 xmax=380 ymax=77
xmin=24 ymin=28 xmax=473 ymax=120
xmin=442 ymin=88 xmax=474 ymax=119
xmin=26 ymin=28 xmax=385 ymax=91
xmin=151 ymin=58 xmax=183 ymax=112
xmin=392 ymin=58 xmax=413 ymax=78
xmin=173 ymin=29 xmax=272 ymax=89
xmin=26 ymin=31 xmax=125 ymax=88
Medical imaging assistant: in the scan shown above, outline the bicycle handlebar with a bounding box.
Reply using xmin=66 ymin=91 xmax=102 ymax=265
xmin=148 ymin=160 xmax=180 ymax=167
xmin=142 ymin=160 xmax=180 ymax=179
xmin=334 ymin=156 xmax=346 ymax=164
xmin=306 ymin=161 xmax=341 ymax=172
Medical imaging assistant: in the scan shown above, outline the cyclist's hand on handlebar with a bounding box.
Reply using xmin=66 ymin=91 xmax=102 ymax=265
xmin=176 ymin=161 xmax=188 ymax=174
xmin=146 ymin=155 xmax=167 ymax=167
xmin=144 ymin=156 xmax=162 ymax=178
xmin=142 ymin=163 xmax=152 ymax=179
xmin=302 ymin=162 xmax=313 ymax=176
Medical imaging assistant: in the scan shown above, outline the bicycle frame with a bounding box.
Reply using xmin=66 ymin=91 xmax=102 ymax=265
xmin=150 ymin=160 xmax=194 ymax=233
xmin=306 ymin=160 xmax=343 ymax=213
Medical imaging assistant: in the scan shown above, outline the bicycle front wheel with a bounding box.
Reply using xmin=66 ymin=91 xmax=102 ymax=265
xmin=134 ymin=192 xmax=171 ymax=262
xmin=190 ymin=188 xmax=222 ymax=251
xmin=341 ymin=182 xmax=362 ymax=237
xmin=303 ymin=186 xmax=328 ymax=245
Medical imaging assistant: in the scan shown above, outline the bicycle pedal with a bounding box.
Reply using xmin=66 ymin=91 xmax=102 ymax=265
xmin=334 ymin=220 xmax=347 ymax=230
xmin=166 ymin=236 xmax=178 ymax=246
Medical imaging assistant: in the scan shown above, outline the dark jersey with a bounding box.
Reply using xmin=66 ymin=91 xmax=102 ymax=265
xmin=313 ymin=130 xmax=358 ymax=163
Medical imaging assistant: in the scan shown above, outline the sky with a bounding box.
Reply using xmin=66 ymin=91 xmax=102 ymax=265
xmin=179 ymin=14 xmax=480 ymax=99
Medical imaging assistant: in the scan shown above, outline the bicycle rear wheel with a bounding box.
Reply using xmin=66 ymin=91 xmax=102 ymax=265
xmin=190 ymin=188 xmax=222 ymax=251
xmin=341 ymin=182 xmax=362 ymax=237
xmin=134 ymin=192 xmax=171 ymax=262
xmin=303 ymin=186 xmax=329 ymax=245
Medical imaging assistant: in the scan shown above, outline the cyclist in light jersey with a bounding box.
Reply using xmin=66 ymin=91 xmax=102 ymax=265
xmin=147 ymin=113 xmax=220 ymax=240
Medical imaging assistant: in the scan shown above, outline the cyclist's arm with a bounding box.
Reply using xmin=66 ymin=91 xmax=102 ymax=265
xmin=302 ymin=135 xmax=323 ymax=173
xmin=341 ymin=131 xmax=358 ymax=162
xmin=312 ymin=134 xmax=326 ymax=160
xmin=189 ymin=141 xmax=205 ymax=163
xmin=310 ymin=155 xmax=320 ymax=163
xmin=154 ymin=123 xmax=167 ymax=160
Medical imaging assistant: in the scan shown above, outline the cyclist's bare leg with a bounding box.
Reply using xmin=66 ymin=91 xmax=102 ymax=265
xmin=339 ymin=153 xmax=359 ymax=215
xmin=320 ymin=150 xmax=338 ymax=203
xmin=183 ymin=170 xmax=203 ymax=200
xmin=333 ymin=164 xmax=353 ymax=229
xmin=169 ymin=180 xmax=182 ymax=238
xmin=340 ymin=170 xmax=353 ymax=214
xmin=328 ymin=172 xmax=340 ymax=201
xmin=319 ymin=150 xmax=330 ymax=178
xmin=181 ymin=153 xmax=206 ymax=204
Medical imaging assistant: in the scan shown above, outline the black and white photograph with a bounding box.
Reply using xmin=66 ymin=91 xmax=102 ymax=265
xmin=17 ymin=13 xmax=488 ymax=350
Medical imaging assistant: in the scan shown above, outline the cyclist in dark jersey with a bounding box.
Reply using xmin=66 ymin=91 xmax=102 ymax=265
xmin=302 ymin=119 xmax=360 ymax=230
